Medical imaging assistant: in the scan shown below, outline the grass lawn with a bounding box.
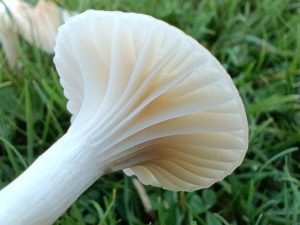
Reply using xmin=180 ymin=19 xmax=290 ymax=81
xmin=0 ymin=0 xmax=299 ymax=224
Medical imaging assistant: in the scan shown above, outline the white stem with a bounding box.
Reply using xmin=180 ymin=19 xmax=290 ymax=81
xmin=0 ymin=27 xmax=20 ymax=68
xmin=0 ymin=133 xmax=104 ymax=225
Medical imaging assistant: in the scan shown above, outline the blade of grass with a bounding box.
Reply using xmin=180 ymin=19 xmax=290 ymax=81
xmin=24 ymin=79 xmax=34 ymax=163
xmin=0 ymin=136 xmax=27 ymax=171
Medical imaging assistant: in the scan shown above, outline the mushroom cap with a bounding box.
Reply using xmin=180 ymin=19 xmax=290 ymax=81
xmin=54 ymin=10 xmax=248 ymax=191
xmin=13 ymin=0 xmax=67 ymax=53
xmin=0 ymin=0 xmax=75 ymax=68
xmin=0 ymin=0 xmax=73 ymax=56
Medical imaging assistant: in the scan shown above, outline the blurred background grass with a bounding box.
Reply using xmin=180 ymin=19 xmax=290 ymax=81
xmin=0 ymin=0 xmax=299 ymax=224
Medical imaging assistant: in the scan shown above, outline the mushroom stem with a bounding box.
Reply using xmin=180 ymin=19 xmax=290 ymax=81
xmin=0 ymin=26 xmax=19 ymax=68
xmin=0 ymin=133 xmax=104 ymax=225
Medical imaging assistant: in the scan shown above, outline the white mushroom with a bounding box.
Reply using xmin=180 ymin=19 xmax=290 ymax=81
xmin=0 ymin=1 xmax=20 ymax=67
xmin=0 ymin=0 xmax=74 ymax=68
xmin=0 ymin=10 xmax=248 ymax=225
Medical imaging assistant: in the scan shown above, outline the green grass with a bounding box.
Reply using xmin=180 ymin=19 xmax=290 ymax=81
xmin=1 ymin=0 xmax=300 ymax=224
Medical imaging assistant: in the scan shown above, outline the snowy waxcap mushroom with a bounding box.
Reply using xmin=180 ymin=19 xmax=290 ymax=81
xmin=0 ymin=0 xmax=74 ymax=68
xmin=0 ymin=0 xmax=20 ymax=67
xmin=0 ymin=10 xmax=248 ymax=225
xmin=55 ymin=10 xmax=248 ymax=191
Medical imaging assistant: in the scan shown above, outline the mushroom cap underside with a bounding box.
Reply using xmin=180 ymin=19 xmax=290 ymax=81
xmin=54 ymin=10 xmax=248 ymax=191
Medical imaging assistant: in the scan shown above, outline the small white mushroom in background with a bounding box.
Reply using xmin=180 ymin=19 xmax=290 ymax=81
xmin=0 ymin=1 xmax=20 ymax=67
xmin=0 ymin=0 xmax=74 ymax=68
xmin=0 ymin=10 xmax=248 ymax=225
